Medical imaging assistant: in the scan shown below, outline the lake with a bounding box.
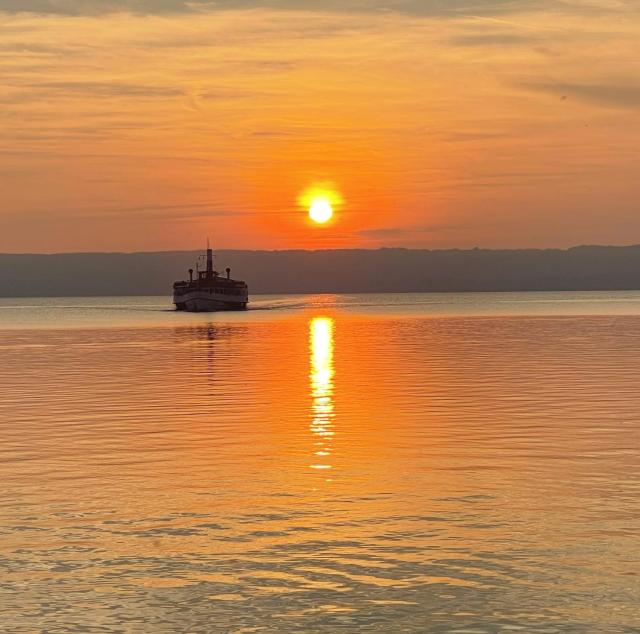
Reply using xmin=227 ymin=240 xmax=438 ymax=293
xmin=1 ymin=292 xmax=639 ymax=632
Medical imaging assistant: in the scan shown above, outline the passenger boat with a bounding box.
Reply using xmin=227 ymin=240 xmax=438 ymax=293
xmin=173 ymin=244 xmax=248 ymax=312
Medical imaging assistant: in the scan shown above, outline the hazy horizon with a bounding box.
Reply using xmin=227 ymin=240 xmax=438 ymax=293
xmin=4 ymin=241 xmax=640 ymax=257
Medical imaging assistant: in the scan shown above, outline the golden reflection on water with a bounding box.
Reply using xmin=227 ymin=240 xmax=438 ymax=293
xmin=309 ymin=317 xmax=335 ymax=471
xmin=1 ymin=307 xmax=640 ymax=632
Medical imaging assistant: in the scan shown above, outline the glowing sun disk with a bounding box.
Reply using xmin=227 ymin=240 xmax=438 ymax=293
xmin=309 ymin=199 xmax=333 ymax=224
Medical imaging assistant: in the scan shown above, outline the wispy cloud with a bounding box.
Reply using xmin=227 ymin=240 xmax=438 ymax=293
xmin=0 ymin=0 xmax=193 ymax=15
xmin=8 ymin=201 xmax=241 ymax=220
xmin=0 ymin=81 xmax=185 ymax=105
xmin=0 ymin=0 xmax=567 ymax=16
xmin=449 ymin=33 xmax=543 ymax=46
xmin=520 ymin=81 xmax=640 ymax=109
xmin=358 ymin=224 xmax=455 ymax=239
xmin=23 ymin=81 xmax=183 ymax=97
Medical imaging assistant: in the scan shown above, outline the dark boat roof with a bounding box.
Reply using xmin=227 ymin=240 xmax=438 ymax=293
xmin=173 ymin=277 xmax=246 ymax=288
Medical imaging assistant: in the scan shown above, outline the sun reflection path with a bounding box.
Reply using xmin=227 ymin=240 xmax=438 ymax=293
xmin=309 ymin=317 xmax=335 ymax=472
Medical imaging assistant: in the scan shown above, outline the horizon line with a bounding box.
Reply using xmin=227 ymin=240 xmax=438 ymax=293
xmin=2 ymin=243 xmax=640 ymax=257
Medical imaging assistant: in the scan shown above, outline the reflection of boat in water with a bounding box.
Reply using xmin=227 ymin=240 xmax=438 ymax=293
xmin=172 ymin=244 xmax=248 ymax=312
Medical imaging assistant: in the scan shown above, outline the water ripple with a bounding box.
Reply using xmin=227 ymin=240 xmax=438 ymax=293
xmin=1 ymin=297 xmax=639 ymax=631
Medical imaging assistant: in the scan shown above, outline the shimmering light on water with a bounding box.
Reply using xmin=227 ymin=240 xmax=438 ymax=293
xmin=309 ymin=317 xmax=335 ymax=472
xmin=0 ymin=293 xmax=639 ymax=632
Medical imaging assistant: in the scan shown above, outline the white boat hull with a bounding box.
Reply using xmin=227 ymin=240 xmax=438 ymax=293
xmin=173 ymin=290 xmax=248 ymax=312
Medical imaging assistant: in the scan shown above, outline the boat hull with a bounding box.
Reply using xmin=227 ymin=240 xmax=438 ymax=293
xmin=174 ymin=290 xmax=248 ymax=312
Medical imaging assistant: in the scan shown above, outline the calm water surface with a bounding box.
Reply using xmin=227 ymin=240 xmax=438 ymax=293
xmin=1 ymin=292 xmax=639 ymax=632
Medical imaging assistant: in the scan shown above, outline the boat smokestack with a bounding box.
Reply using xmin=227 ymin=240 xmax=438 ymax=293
xmin=206 ymin=239 xmax=213 ymax=277
xmin=189 ymin=268 xmax=193 ymax=283
xmin=226 ymin=267 xmax=231 ymax=280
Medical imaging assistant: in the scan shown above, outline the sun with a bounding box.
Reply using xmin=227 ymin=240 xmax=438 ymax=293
xmin=309 ymin=198 xmax=333 ymax=224
xmin=299 ymin=183 xmax=342 ymax=226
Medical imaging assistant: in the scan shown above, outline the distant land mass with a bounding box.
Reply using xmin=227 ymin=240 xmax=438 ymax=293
xmin=2 ymin=246 xmax=640 ymax=297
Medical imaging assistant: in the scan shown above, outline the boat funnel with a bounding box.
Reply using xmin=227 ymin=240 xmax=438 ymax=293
xmin=206 ymin=247 xmax=214 ymax=276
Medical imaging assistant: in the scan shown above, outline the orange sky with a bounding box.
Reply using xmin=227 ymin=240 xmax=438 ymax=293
xmin=1 ymin=1 xmax=639 ymax=252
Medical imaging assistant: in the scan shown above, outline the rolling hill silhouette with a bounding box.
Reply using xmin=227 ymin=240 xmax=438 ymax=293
xmin=1 ymin=245 xmax=640 ymax=297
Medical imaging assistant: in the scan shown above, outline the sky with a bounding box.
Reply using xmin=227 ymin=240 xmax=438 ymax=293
xmin=1 ymin=0 xmax=639 ymax=252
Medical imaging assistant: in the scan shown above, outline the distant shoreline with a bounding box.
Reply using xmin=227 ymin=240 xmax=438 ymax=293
xmin=3 ymin=244 xmax=639 ymax=257
xmin=2 ymin=245 xmax=640 ymax=297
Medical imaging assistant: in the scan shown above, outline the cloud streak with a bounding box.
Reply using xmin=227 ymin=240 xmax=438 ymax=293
xmin=449 ymin=33 xmax=543 ymax=46
xmin=0 ymin=0 xmax=562 ymax=16
xmin=27 ymin=81 xmax=183 ymax=97
xmin=521 ymin=81 xmax=640 ymax=109
xmin=358 ymin=224 xmax=455 ymax=238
